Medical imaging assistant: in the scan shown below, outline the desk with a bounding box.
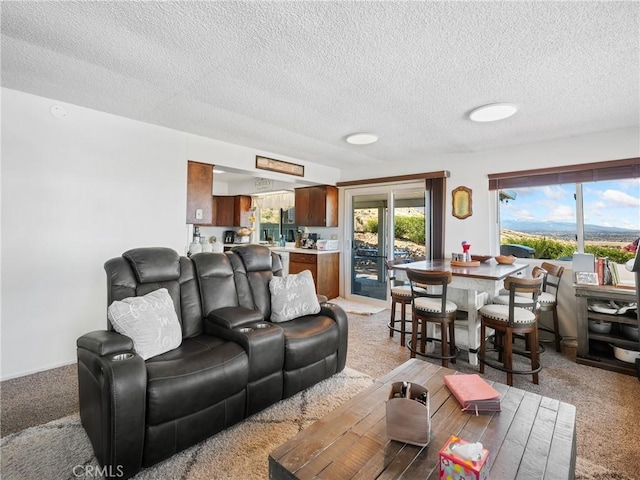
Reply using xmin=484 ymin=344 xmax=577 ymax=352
xmin=394 ymin=259 xmax=527 ymax=365
xmin=270 ymin=359 xmax=577 ymax=480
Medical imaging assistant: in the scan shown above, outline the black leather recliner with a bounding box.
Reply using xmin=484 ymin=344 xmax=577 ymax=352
xmin=76 ymin=245 xmax=348 ymax=479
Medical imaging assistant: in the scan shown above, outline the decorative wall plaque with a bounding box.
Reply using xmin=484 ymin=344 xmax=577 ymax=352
xmin=452 ymin=186 xmax=472 ymax=219
xmin=256 ymin=156 xmax=304 ymax=177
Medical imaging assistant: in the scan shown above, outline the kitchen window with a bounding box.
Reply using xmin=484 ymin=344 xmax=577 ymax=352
xmin=254 ymin=191 xmax=297 ymax=243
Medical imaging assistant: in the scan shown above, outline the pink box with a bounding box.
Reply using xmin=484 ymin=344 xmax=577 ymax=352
xmin=439 ymin=435 xmax=489 ymax=480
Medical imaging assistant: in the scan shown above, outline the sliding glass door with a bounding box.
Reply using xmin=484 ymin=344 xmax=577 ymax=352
xmin=347 ymin=183 xmax=427 ymax=302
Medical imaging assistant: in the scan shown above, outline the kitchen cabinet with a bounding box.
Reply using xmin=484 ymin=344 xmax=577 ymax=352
xmin=295 ymin=185 xmax=338 ymax=227
xmin=186 ymin=161 xmax=213 ymax=224
xmin=212 ymin=195 xmax=252 ymax=227
xmin=289 ymin=252 xmax=339 ymax=300
xmin=575 ymin=284 xmax=639 ymax=376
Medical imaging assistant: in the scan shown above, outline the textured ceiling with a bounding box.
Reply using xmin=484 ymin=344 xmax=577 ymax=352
xmin=2 ymin=1 xmax=639 ymax=170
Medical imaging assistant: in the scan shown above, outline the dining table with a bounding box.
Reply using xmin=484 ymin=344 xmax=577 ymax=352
xmin=393 ymin=259 xmax=528 ymax=366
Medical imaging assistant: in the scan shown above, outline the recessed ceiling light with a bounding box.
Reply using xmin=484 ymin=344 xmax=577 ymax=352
xmin=213 ymin=169 xmax=226 ymax=174
xmin=469 ymin=103 xmax=518 ymax=122
xmin=346 ymin=133 xmax=378 ymax=145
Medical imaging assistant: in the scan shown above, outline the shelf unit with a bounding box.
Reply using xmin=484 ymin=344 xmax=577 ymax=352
xmin=575 ymin=284 xmax=639 ymax=376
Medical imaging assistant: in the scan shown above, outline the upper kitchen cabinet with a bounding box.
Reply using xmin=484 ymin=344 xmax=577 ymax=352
xmin=212 ymin=195 xmax=252 ymax=227
xmin=295 ymin=185 xmax=338 ymax=227
xmin=186 ymin=161 xmax=213 ymax=224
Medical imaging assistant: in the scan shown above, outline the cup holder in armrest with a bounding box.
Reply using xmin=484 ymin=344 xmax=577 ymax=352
xmin=255 ymin=323 xmax=272 ymax=329
xmin=237 ymin=327 xmax=254 ymax=333
xmin=112 ymin=353 xmax=135 ymax=361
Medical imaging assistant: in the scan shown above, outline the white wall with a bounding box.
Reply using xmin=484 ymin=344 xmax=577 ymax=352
xmin=1 ymin=90 xmax=185 ymax=379
xmin=339 ymin=128 xmax=640 ymax=257
xmin=0 ymin=88 xmax=340 ymax=380
xmin=2 ymin=87 xmax=637 ymax=380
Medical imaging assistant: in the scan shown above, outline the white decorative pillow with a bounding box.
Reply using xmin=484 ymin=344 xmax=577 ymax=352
xmin=270 ymin=270 xmax=321 ymax=323
xmin=107 ymin=288 xmax=182 ymax=360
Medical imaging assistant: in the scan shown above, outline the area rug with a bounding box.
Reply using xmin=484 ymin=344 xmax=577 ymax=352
xmin=329 ymin=296 xmax=386 ymax=315
xmin=0 ymin=368 xmax=374 ymax=479
xmin=0 ymin=366 xmax=629 ymax=480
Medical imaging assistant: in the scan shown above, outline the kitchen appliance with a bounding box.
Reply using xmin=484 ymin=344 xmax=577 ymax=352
xmin=223 ymin=230 xmax=236 ymax=244
xmin=611 ymin=344 xmax=640 ymax=364
xmin=303 ymin=233 xmax=318 ymax=249
xmin=622 ymin=324 xmax=639 ymax=341
xmin=588 ymin=320 xmax=612 ymax=334
xmin=316 ymin=239 xmax=339 ymax=251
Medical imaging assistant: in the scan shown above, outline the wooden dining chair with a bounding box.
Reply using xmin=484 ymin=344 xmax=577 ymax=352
xmin=491 ymin=266 xmax=547 ymax=353
xmin=538 ymin=262 xmax=565 ymax=352
xmin=493 ymin=264 xmax=564 ymax=353
xmin=406 ymin=269 xmax=458 ymax=367
xmin=479 ymin=275 xmax=544 ymax=386
xmin=385 ymin=259 xmax=412 ymax=346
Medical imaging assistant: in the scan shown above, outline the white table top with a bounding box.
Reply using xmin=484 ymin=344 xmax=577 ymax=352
xmin=394 ymin=258 xmax=527 ymax=281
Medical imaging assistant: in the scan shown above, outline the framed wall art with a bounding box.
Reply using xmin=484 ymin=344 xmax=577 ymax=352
xmin=452 ymin=186 xmax=472 ymax=219
xmin=256 ymin=156 xmax=304 ymax=177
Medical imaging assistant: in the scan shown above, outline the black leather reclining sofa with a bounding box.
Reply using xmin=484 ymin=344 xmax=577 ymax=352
xmin=76 ymin=244 xmax=348 ymax=479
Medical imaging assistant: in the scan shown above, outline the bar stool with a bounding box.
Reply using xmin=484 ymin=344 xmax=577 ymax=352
xmin=493 ymin=264 xmax=564 ymax=352
xmin=491 ymin=266 xmax=547 ymax=353
xmin=385 ymin=259 xmax=412 ymax=346
xmin=479 ymin=275 xmax=544 ymax=386
xmin=538 ymin=262 xmax=565 ymax=352
xmin=406 ymin=269 xmax=458 ymax=367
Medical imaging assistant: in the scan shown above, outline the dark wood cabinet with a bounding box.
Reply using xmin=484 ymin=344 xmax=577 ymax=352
xmin=212 ymin=195 xmax=252 ymax=227
xmin=294 ymin=185 xmax=338 ymax=227
xmin=212 ymin=195 xmax=235 ymax=226
xmin=289 ymin=252 xmax=339 ymax=300
xmin=186 ymin=161 xmax=213 ymax=224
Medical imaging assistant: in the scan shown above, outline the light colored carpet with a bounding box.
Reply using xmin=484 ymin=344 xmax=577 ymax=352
xmin=328 ymin=296 xmax=386 ymax=315
xmin=2 ymin=305 xmax=637 ymax=479
xmin=0 ymin=368 xmax=374 ymax=480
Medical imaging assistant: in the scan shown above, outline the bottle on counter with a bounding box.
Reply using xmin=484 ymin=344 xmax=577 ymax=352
xmin=188 ymin=240 xmax=202 ymax=256
xmin=279 ymin=235 xmax=286 ymax=247
xmin=188 ymin=227 xmax=202 ymax=257
xmin=201 ymin=236 xmax=213 ymax=253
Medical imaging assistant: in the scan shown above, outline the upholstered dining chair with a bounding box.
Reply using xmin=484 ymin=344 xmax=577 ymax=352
xmin=493 ymin=264 xmax=564 ymax=353
xmin=406 ymin=269 xmax=458 ymax=367
xmin=385 ymin=259 xmax=412 ymax=346
xmin=537 ymin=262 xmax=565 ymax=352
xmin=479 ymin=275 xmax=544 ymax=386
xmin=491 ymin=266 xmax=547 ymax=348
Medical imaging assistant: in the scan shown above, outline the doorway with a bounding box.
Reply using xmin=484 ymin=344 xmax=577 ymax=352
xmin=346 ymin=183 xmax=427 ymax=302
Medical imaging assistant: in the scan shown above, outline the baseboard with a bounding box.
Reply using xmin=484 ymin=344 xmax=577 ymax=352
xmin=1 ymin=359 xmax=76 ymax=382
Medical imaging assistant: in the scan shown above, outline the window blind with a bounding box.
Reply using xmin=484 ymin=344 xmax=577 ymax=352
xmin=488 ymin=157 xmax=640 ymax=190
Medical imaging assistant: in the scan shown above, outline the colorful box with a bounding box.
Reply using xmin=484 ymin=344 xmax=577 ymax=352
xmin=439 ymin=435 xmax=489 ymax=480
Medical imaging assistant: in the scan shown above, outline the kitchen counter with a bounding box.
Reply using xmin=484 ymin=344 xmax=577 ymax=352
xmin=223 ymin=243 xmax=339 ymax=254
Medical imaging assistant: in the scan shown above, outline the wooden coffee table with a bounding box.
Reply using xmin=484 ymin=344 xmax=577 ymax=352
xmin=269 ymin=359 xmax=576 ymax=479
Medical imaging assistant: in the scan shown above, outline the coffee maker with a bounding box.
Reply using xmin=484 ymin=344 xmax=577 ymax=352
xmin=223 ymin=230 xmax=236 ymax=244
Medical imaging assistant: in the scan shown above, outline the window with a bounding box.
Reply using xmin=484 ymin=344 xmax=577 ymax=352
xmin=254 ymin=191 xmax=297 ymax=243
xmin=490 ymin=158 xmax=640 ymax=262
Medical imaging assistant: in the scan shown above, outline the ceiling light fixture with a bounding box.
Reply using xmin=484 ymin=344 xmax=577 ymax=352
xmin=345 ymin=133 xmax=378 ymax=145
xmin=213 ymin=169 xmax=226 ymax=174
xmin=469 ymin=103 xmax=518 ymax=122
